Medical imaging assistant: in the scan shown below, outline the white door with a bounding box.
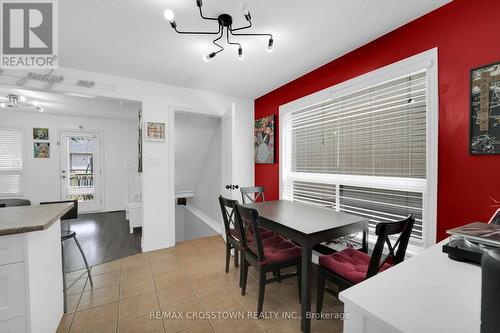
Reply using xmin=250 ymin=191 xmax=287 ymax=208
xmin=60 ymin=131 xmax=103 ymax=213
xmin=221 ymin=103 xmax=237 ymax=200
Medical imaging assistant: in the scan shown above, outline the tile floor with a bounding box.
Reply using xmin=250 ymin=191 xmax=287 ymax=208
xmin=56 ymin=235 xmax=344 ymax=333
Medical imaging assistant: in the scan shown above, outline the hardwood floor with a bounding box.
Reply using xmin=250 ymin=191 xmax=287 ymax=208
xmin=62 ymin=211 xmax=141 ymax=272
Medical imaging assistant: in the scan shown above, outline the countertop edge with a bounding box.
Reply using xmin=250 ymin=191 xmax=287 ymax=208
xmin=0 ymin=203 xmax=73 ymax=236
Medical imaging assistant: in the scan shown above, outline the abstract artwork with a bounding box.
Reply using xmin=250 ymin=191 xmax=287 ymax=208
xmin=254 ymin=115 xmax=275 ymax=164
xmin=145 ymin=122 xmax=165 ymax=141
xmin=34 ymin=142 xmax=50 ymax=158
xmin=33 ymin=128 xmax=49 ymax=140
xmin=470 ymin=62 xmax=500 ymax=154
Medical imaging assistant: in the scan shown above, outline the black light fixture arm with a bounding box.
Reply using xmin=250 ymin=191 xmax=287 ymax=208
xmin=174 ymin=24 xmax=221 ymax=35
xmin=165 ymin=0 xmax=274 ymax=60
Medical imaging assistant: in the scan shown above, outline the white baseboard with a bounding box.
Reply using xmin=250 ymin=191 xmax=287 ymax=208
xmin=141 ymin=240 xmax=174 ymax=252
xmin=184 ymin=204 xmax=222 ymax=234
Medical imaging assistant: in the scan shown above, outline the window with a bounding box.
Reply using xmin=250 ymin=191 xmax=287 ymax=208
xmin=280 ymin=49 xmax=438 ymax=249
xmin=0 ymin=128 xmax=24 ymax=196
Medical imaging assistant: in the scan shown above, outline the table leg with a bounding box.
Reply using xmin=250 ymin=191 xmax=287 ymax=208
xmin=362 ymin=221 xmax=369 ymax=253
xmin=300 ymin=241 xmax=312 ymax=333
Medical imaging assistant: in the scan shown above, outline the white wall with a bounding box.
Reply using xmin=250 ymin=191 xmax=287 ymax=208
xmin=0 ymin=67 xmax=254 ymax=252
xmin=190 ymin=119 xmax=222 ymax=226
xmin=0 ymin=110 xmax=137 ymax=211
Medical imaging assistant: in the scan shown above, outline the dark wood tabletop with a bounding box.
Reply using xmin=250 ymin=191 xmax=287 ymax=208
xmin=244 ymin=200 xmax=367 ymax=236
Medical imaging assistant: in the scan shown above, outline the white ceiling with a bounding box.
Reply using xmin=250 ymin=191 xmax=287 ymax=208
xmin=59 ymin=0 xmax=451 ymax=98
xmin=0 ymin=86 xmax=141 ymax=121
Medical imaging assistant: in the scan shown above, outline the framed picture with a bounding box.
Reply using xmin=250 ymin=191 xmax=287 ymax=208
xmin=489 ymin=209 xmax=500 ymax=225
xmin=34 ymin=142 xmax=50 ymax=158
xmin=33 ymin=127 xmax=49 ymax=140
xmin=470 ymin=62 xmax=500 ymax=154
xmin=254 ymin=115 xmax=275 ymax=164
xmin=145 ymin=122 xmax=166 ymax=141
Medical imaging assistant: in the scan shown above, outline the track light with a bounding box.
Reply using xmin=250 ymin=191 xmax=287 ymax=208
xmin=238 ymin=47 xmax=244 ymax=60
xmin=164 ymin=9 xmax=176 ymax=28
xmin=196 ymin=0 xmax=203 ymax=7
xmin=267 ymin=38 xmax=274 ymax=52
xmin=36 ymin=106 xmax=44 ymax=112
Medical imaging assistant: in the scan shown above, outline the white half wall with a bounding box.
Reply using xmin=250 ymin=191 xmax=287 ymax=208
xmin=0 ymin=67 xmax=255 ymax=252
xmin=0 ymin=110 xmax=137 ymax=211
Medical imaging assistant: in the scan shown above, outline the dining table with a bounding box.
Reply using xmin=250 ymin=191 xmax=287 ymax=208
xmin=243 ymin=200 xmax=369 ymax=333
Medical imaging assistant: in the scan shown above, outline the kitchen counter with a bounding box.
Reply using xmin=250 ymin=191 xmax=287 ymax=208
xmin=0 ymin=203 xmax=70 ymax=332
xmin=0 ymin=203 xmax=73 ymax=236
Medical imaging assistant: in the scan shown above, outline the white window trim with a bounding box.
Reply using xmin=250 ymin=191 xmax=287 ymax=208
xmin=0 ymin=126 xmax=26 ymax=198
xmin=279 ymin=48 xmax=439 ymax=249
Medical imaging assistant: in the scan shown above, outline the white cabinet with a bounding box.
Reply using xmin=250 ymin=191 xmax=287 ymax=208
xmin=0 ymin=221 xmax=63 ymax=333
xmin=0 ymin=263 xmax=26 ymax=322
xmin=0 ymin=317 xmax=27 ymax=333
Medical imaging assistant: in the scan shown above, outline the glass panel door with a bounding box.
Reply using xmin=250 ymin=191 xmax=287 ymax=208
xmin=60 ymin=131 xmax=102 ymax=212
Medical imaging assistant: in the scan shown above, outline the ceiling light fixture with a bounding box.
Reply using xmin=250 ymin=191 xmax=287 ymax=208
xmin=164 ymin=0 xmax=274 ymax=61
xmin=0 ymin=94 xmax=45 ymax=112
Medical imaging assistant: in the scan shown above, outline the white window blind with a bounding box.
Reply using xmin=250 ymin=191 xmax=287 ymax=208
xmin=0 ymin=128 xmax=24 ymax=196
xmin=281 ymin=69 xmax=430 ymax=247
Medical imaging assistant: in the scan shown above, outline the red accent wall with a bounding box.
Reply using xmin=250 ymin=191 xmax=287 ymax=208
xmin=255 ymin=0 xmax=500 ymax=242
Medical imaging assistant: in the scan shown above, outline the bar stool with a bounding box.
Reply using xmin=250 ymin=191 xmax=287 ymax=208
xmin=40 ymin=200 xmax=93 ymax=312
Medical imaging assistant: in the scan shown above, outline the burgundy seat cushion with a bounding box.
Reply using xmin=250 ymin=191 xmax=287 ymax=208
xmin=319 ymin=247 xmax=392 ymax=284
xmin=258 ymin=234 xmax=301 ymax=265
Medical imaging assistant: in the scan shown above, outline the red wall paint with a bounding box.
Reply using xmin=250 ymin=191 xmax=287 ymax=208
xmin=254 ymin=0 xmax=500 ymax=242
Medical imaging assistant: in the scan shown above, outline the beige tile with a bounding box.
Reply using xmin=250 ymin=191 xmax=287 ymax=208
xmin=71 ymin=302 xmax=118 ymax=333
xmin=67 ymin=278 xmax=87 ymax=296
xmin=118 ymin=315 xmax=165 ymax=333
xmin=119 ymin=291 xmax=160 ymax=323
xmin=310 ymin=317 xmax=343 ymax=333
xmin=154 ymin=270 xmax=187 ymax=291
xmin=66 ymin=293 xmax=81 ymax=314
xmin=157 ymin=282 xmax=197 ymax=308
xmin=190 ymin=274 xmax=227 ymax=298
xmin=148 ymin=251 xmax=176 ymax=263
xmin=173 ymin=242 xmax=198 ymax=256
xmin=151 ymin=257 xmax=181 ymax=275
xmin=163 ymin=299 xmax=205 ymax=333
xmin=92 ymin=260 xmax=122 ymax=276
xmin=120 ymin=276 xmax=155 ymax=300
xmin=199 ymin=289 xmax=244 ymax=313
xmin=122 ymin=254 xmax=150 ymax=271
xmin=265 ymin=320 xmax=301 ymax=333
xmin=65 ymin=269 xmax=87 ymax=281
xmin=121 ymin=266 xmax=152 ymax=284
xmin=56 ymin=313 xmax=74 ymax=333
xmin=78 ymin=284 xmax=120 ymax=311
xmin=211 ymin=319 xmax=262 ymax=333
xmin=85 ymin=271 xmax=121 ymax=291
xmin=180 ymin=321 xmax=214 ymax=333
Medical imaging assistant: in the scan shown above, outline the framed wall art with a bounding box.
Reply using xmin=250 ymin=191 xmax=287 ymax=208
xmin=470 ymin=62 xmax=500 ymax=154
xmin=145 ymin=121 xmax=166 ymax=141
xmin=254 ymin=115 xmax=275 ymax=164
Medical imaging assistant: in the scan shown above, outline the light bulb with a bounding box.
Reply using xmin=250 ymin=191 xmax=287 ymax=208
xmin=0 ymin=103 xmax=6 ymax=108
xmin=238 ymin=48 xmax=244 ymax=60
xmin=240 ymin=3 xmax=249 ymax=15
xmin=267 ymin=38 xmax=274 ymax=52
xmin=19 ymin=96 xmax=26 ymax=102
xmin=163 ymin=9 xmax=175 ymax=23
xmin=204 ymin=52 xmax=216 ymax=62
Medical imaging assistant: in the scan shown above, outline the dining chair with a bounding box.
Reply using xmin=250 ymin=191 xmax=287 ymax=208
xmin=316 ymin=215 xmax=415 ymax=314
xmin=235 ymin=204 xmax=302 ymax=317
xmin=240 ymin=186 xmax=266 ymax=204
xmin=219 ymin=195 xmax=275 ymax=287
xmin=218 ymin=195 xmax=245 ymax=285
xmin=40 ymin=199 xmax=93 ymax=313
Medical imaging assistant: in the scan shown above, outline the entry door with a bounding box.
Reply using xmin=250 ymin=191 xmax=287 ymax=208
xmin=221 ymin=103 xmax=237 ymax=200
xmin=60 ymin=131 xmax=103 ymax=213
